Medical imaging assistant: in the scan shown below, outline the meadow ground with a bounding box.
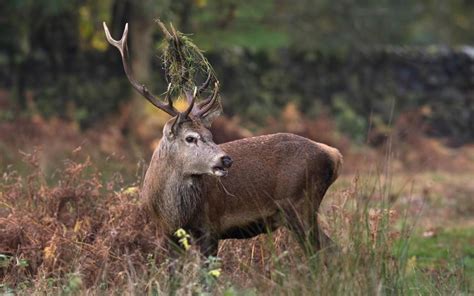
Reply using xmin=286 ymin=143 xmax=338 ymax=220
xmin=1 ymin=118 xmax=473 ymax=295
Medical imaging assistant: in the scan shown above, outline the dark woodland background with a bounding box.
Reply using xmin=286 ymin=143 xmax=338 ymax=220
xmin=1 ymin=0 xmax=474 ymax=144
xmin=1 ymin=1 xmax=474 ymax=294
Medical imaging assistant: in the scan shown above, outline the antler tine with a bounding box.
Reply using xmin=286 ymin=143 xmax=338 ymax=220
xmin=197 ymin=81 xmax=220 ymax=117
xmin=197 ymin=72 xmax=213 ymax=94
xmin=197 ymin=80 xmax=219 ymax=110
xmin=103 ymin=22 xmax=178 ymax=116
xmin=155 ymin=18 xmax=173 ymax=40
xmin=164 ymin=83 xmax=173 ymax=108
xmin=182 ymin=87 xmax=198 ymax=119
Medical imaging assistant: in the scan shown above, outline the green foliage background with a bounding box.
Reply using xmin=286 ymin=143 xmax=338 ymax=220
xmin=1 ymin=0 xmax=474 ymax=141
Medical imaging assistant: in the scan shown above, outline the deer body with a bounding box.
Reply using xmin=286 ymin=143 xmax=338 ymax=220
xmin=211 ymin=133 xmax=341 ymax=237
xmin=103 ymin=22 xmax=342 ymax=256
xmin=142 ymin=131 xmax=342 ymax=255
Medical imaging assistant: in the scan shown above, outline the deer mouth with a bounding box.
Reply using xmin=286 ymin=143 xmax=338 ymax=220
xmin=212 ymin=166 xmax=228 ymax=177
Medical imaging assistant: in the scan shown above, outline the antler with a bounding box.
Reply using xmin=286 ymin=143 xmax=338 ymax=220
xmin=155 ymin=18 xmax=221 ymax=119
xmin=104 ymin=21 xmax=221 ymax=122
xmin=196 ymin=82 xmax=220 ymax=117
xmin=197 ymin=72 xmax=213 ymax=94
xmin=103 ymin=22 xmax=178 ymax=117
xmin=183 ymin=86 xmax=198 ymax=119
xmin=182 ymin=81 xmax=219 ymax=118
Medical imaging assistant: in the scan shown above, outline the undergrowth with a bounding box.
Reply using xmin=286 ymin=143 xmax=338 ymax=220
xmin=0 ymin=149 xmax=471 ymax=295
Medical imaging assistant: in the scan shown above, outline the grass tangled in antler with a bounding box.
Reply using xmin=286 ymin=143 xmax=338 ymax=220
xmin=156 ymin=19 xmax=219 ymax=104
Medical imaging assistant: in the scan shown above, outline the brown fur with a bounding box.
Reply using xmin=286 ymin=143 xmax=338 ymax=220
xmin=204 ymin=134 xmax=342 ymax=246
xmin=141 ymin=117 xmax=342 ymax=256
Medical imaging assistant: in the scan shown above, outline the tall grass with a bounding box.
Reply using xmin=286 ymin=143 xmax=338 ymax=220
xmin=0 ymin=149 xmax=471 ymax=295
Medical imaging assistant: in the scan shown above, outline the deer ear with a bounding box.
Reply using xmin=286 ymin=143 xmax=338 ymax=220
xmin=172 ymin=113 xmax=189 ymax=136
xmin=163 ymin=123 xmax=174 ymax=140
xmin=200 ymin=107 xmax=221 ymax=128
xmin=164 ymin=115 xmax=182 ymax=139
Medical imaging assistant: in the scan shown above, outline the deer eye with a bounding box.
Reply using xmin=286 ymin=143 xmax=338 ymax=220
xmin=185 ymin=136 xmax=197 ymax=144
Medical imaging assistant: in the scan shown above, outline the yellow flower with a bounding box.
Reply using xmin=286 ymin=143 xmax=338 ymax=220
xmin=174 ymin=228 xmax=188 ymax=238
xmin=208 ymin=268 xmax=221 ymax=278
xmin=122 ymin=186 xmax=139 ymax=195
xmin=174 ymin=228 xmax=191 ymax=250
xmin=180 ymin=237 xmax=191 ymax=250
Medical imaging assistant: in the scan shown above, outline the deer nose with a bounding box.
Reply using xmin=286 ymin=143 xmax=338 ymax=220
xmin=221 ymin=155 xmax=233 ymax=168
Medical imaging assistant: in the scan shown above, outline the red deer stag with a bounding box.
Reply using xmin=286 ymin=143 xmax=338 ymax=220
xmin=103 ymin=22 xmax=342 ymax=256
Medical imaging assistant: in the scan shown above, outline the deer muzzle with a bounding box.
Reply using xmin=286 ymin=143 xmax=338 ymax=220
xmin=212 ymin=155 xmax=233 ymax=177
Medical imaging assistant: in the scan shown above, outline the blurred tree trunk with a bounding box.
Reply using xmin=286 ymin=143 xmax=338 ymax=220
xmin=111 ymin=0 xmax=159 ymax=134
xmin=129 ymin=1 xmax=155 ymax=107
xmin=174 ymin=0 xmax=193 ymax=32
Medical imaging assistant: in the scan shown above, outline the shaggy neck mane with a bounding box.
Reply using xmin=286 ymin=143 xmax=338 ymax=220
xmin=150 ymin=140 xmax=203 ymax=231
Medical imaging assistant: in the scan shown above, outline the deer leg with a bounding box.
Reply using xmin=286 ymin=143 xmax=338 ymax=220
xmin=318 ymin=229 xmax=339 ymax=253
xmin=283 ymin=191 xmax=328 ymax=255
xmin=165 ymin=234 xmax=185 ymax=256
xmin=190 ymin=229 xmax=218 ymax=257
xmin=306 ymin=192 xmax=339 ymax=254
xmin=162 ymin=234 xmax=184 ymax=280
xmin=282 ymin=207 xmax=318 ymax=254
xmin=198 ymin=234 xmax=218 ymax=257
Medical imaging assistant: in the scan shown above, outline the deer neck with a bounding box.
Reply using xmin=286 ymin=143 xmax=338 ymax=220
xmin=149 ymin=146 xmax=204 ymax=232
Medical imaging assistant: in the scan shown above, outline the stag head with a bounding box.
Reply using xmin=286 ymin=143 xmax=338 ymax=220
xmin=103 ymin=22 xmax=232 ymax=177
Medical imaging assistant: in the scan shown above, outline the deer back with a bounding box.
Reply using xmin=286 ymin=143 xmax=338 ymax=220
xmin=203 ymin=133 xmax=342 ymax=235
